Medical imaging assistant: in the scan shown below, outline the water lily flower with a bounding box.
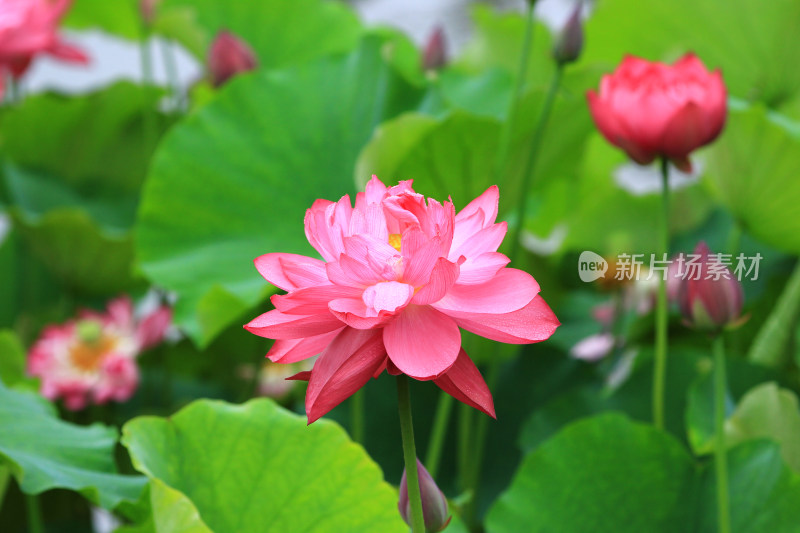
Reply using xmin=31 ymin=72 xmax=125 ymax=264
xmin=207 ymin=30 xmax=257 ymax=88
xmin=245 ymin=176 xmax=559 ymax=423
xmin=0 ymin=0 xmax=88 ymax=96
xmin=587 ymin=53 xmax=726 ymax=172
xmin=399 ymin=459 xmax=451 ymax=532
xmin=677 ymin=242 xmax=745 ymax=331
xmin=27 ymin=296 xmax=171 ymax=410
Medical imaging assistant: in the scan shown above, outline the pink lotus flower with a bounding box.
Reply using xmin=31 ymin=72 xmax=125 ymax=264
xmin=27 ymin=296 xmax=171 ymax=410
xmin=245 ymin=177 xmax=559 ymax=423
xmin=207 ymin=30 xmax=257 ymax=88
xmin=587 ymin=53 xmax=726 ymax=172
xmin=0 ymin=0 xmax=88 ymax=95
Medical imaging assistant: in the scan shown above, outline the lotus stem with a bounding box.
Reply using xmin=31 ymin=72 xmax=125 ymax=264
xmin=397 ymin=375 xmax=425 ymax=533
xmin=713 ymin=336 xmax=732 ymax=533
xmin=25 ymin=494 xmax=44 ymax=533
xmin=425 ymin=391 xmax=454 ymax=478
xmin=652 ymin=157 xmax=670 ymax=430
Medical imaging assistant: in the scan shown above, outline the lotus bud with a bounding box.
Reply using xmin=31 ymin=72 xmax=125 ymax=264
xmin=398 ymin=459 xmax=451 ymax=532
xmin=553 ymin=2 xmax=584 ymax=66
xmin=677 ymin=242 xmax=744 ymax=331
xmin=422 ymin=26 xmax=447 ymax=72
xmin=207 ymin=30 xmax=258 ymax=88
xmin=140 ymin=0 xmax=160 ymax=26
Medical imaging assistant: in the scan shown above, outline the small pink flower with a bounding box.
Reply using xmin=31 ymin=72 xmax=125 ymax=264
xmin=207 ymin=30 xmax=257 ymax=88
xmin=27 ymin=296 xmax=171 ymax=410
xmin=245 ymin=177 xmax=559 ymax=423
xmin=0 ymin=0 xmax=88 ymax=93
xmin=571 ymin=333 xmax=615 ymax=362
xmin=587 ymin=53 xmax=727 ymax=172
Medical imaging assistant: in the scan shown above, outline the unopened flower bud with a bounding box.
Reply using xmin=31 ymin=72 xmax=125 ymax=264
xmin=553 ymin=2 xmax=584 ymax=66
xmin=140 ymin=0 xmax=160 ymax=26
xmin=422 ymin=27 xmax=447 ymax=72
xmin=398 ymin=459 xmax=451 ymax=532
xmin=677 ymin=242 xmax=744 ymax=331
xmin=207 ymin=30 xmax=258 ymax=88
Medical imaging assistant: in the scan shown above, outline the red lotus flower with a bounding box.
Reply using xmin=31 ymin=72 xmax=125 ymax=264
xmin=245 ymin=177 xmax=559 ymax=423
xmin=0 ymin=0 xmax=88 ymax=93
xmin=587 ymin=53 xmax=726 ymax=172
xmin=27 ymin=296 xmax=171 ymax=410
xmin=207 ymin=30 xmax=257 ymax=88
xmin=677 ymin=242 xmax=744 ymax=331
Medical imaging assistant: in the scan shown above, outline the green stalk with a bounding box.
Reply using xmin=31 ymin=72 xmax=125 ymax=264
xmin=461 ymin=360 xmax=500 ymax=527
xmin=508 ymin=64 xmax=564 ymax=261
xmin=713 ymin=336 xmax=731 ymax=533
xmin=350 ymin=389 xmax=365 ymax=445
xmin=25 ymin=493 xmax=44 ymax=533
xmin=652 ymin=158 xmax=670 ymax=430
xmin=457 ymin=401 xmax=473 ymax=493
xmin=159 ymin=38 xmax=181 ymax=111
xmin=397 ymin=375 xmax=425 ymax=533
xmin=139 ymin=32 xmax=158 ymax=159
xmin=6 ymin=76 xmax=19 ymax=104
xmin=0 ymin=466 xmax=9 ymax=513
xmin=493 ymin=0 xmax=537 ymax=185
xmin=425 ymin=392 xmax=454 ymax=478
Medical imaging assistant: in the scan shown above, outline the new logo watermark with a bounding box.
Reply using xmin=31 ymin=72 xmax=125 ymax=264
xmin=577 ymin=251 xmax=762 ymax=282
xmin=578 ymin=251 xmax=608 ymax=282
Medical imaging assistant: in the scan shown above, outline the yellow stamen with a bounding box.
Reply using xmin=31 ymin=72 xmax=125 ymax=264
xmin=389 ymin=233 xmax=402 ymax=252
xmin=69 ymin=335 xmax=116 ymax=372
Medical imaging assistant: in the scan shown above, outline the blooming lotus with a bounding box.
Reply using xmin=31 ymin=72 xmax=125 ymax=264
xmin=587 ymin=53 xmax=726 ymax=172
xmin=245 ymin=177 xmax=559 ymax=423
xmin=27 ymin=296 xmax=171 ymax=410
xmin=0 ymin=0 xmax=88 ymax=95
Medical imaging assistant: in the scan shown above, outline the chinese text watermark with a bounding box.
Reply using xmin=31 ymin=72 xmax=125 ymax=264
xmin=578 ymin=250 xmax=762 ymax=283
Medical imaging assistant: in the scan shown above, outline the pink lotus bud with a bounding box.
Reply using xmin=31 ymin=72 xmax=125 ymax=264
xmin=553 ymin=2 xmax=584 ymax=65
xmin=587 ymin=53 xmax=727 ymax=173
xmin=140 ymin=0 xmax=160 ymax=25
xmin=677 ymin=242 xmax=744 ymax=331
xmin=207 ymin=30 xmax=258 ymax=88
xmin=398 ymin=459 xmax=451 ymax=532
xmin=422 ymin=27 xmax=447 ymax=71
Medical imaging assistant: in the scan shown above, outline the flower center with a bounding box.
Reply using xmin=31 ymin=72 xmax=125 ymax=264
xmin=388 ymin=233 xmax=402 ymax=252
xmin=70 ymin=321 xmax=116 ymax=372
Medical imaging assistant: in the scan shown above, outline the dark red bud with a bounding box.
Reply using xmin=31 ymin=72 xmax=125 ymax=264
xmin=553 ymin=2 xmax=584 ymax=66
xmin=422 ymin=27 xmax=447 ymax=72
xmin=207 ymin=30 xmax=258 ymax=88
